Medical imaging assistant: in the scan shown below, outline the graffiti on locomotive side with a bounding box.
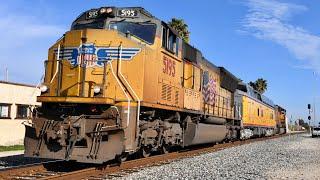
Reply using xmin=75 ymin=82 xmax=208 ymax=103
xmin=203 ymin=71 xmax=217 ymax=105
xmin=163 ymin=56 xmax=176 ymax=77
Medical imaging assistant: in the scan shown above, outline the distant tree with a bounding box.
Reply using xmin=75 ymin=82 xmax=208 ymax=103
xmin=298 ymin=119 xmax=304 ymax=126
xmin=248 ymin=78 xmax=268 ymax=94
xmin=297 ymin=118 xmax=309 ymax=130
xmin=168 ymin=18 xmax=190 ymax=42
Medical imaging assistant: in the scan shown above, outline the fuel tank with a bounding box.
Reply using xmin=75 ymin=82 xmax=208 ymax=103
xmin=183 ymin=117 xmax=227 ymax=146
xmin=202 ymin=116 xmax=226 ymax=125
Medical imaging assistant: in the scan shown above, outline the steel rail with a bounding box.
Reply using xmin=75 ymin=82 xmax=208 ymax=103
xmin=0 ymin=160 xmax=64 ymax=179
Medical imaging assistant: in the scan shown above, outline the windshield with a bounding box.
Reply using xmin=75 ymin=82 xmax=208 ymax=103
xmin=72 ymin=19 xmax=105 ymax=30
xmin=110 ymin=21 xmax=156 ymax=44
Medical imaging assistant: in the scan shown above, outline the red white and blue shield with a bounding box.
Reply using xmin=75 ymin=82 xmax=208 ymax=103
xmin=78 ymin=44 xmax=97 ymax=67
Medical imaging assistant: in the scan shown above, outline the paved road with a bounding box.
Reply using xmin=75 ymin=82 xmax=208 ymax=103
xmin=0 ymin=150 xmax=24 ymax=158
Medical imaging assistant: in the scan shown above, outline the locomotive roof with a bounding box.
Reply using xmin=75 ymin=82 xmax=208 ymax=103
xmin=219 ymin=67 xmax=240 ymax=92
xmin=275 ymin=105 xmax=286 ymax=112
xmin=237 ymin=82 xmax=275 ymax=108
xmin=72 ymin=7 xmax=159 ymax=29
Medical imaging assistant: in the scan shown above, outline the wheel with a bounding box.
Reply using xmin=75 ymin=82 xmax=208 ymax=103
xmin=141 ymin=146 xmax=152 ymax=158
xmin=162 ymin=144 xmax=170 ymax=154
xmin=116 ymin=152 xmax=129 ymax=163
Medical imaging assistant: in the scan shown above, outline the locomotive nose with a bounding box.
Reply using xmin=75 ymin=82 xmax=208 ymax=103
xmin=44 ymin=30 xmax=143 ymax=99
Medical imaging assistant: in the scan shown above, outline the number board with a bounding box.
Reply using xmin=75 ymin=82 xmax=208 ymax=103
xmin=86 ymin=9 xmax=99 ymax=19
xmin=117 ymin=9 xmax=138 ymax=17
xmin=163 ymin=56 xmax=176 ymax=77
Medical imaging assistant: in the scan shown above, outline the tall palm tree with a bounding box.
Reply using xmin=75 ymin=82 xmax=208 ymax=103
xmin=255 ymin=78 xmax=267 ymax=94
xmin=168 ymin=18 xmax=190 ymax=42
xmin=249 ymin=78 xmax=268 ymax=94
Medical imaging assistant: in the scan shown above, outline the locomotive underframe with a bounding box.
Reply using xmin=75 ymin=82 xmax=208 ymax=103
xmin=240 ymin=126 xmax=275 ymax=140
xmin=24 ymin=102 xmax=241 ymax=163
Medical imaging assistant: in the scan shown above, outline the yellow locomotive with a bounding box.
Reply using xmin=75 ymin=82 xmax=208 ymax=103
xmin=235 ymin=83 xmax=277 ymax=138
xmin=24 ymin=7 xmax=284 ymax=164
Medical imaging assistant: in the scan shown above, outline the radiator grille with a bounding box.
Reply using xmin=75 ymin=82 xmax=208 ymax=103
xmin=161 ymin=83 xmax=172 ymax=101
xmin=167 ymin=86 xmax=172 ymax=101
xmin=160 ymin=83 xmax=179 ymax=106
xmin=175 ymin=90 xmax=179 ymax=105
xmin=161 ymin=84 xmax=167 ymax=100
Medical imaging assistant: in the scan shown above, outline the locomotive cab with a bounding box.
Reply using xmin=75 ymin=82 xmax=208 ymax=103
xmin=25 ymin=7 xmax=163 ymax=163
xmin=71 ymin=7 xmax=158 ymax=44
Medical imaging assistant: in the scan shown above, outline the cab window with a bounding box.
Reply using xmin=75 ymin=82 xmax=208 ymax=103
xmin=72 ymin=19 xmax=105 ymax=30
xmin=162 ymin=26 xmax=179 ymax=56
xmin=110 ymin=21 xmax=157 ymax=44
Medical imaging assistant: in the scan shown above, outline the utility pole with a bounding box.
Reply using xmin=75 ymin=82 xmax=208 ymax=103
xmin=289 ymin=115 xmax=293 ymax=139
xmin=314 ymin=101 xmax=316 ymax=127
xmin=290 ymin=115 xmax=293 ymax=131
xmin=5 ymin=67 xmax=8 ymax=82
xmin=308 ymin=104 xmax=312 ymax=134
xmin=313 ymin=72 xmax=317 ymax=127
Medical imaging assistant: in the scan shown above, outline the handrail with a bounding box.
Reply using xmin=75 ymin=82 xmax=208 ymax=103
xmin=50 ymin=44 xmax=60 ymax=84
xmin=108 ymin=60 xmax=131 ymax=128
xmin=118 ymin=44 xmax=141 ymax=137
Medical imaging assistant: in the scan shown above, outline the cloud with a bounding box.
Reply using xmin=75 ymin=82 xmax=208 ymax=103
xmin=0 ymin=15 xmax=65 ymax=48
xmin=242 ymin=0 xmax=320 ymax=72
xmin=0 ymin=5 xmax=66 ymax=83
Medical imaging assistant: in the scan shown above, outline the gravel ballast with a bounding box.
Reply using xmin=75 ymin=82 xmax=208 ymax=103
xmin=118 ymin=133 xmax=320 ymax=180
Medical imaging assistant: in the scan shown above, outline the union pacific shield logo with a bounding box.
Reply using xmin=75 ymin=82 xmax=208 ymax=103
xmin=54 ymin=44 xmax=141 ymax=67
xmin=78 ymin=44 xmax=97 ymax=67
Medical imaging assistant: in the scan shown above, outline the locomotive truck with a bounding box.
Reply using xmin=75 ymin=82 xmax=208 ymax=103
xmin=24 ymin=7 xmax=286 ymax=164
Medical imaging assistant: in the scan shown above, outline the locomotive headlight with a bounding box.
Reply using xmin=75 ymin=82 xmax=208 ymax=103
xmin=93 ymin=85 xmax=101 ymax=94
xmin=106 ymin=8 xmax=113 ymax=13
xmin=39 ymin=84 xmax=48 ymax=93
xmin=100 ymin=7 xmax=112 ymax=14
xmin=100 ymin=8 xmax=107 ymax=14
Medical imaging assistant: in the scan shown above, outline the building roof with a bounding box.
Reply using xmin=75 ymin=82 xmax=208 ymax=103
xmin=0 ymin=81 xmax=37 ymax=88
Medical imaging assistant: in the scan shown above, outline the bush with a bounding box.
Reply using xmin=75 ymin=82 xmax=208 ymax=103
xmin=0 ymin=145 xmax=24 ymax=152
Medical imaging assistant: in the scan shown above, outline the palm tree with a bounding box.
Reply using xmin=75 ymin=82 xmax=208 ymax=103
xmin=249 ymin=78 xmax=268 ymax=94
xmin=255 ymin=78 xmax=267 ymax=94
xmin=168 ymin=18 xmax=190 ymax=42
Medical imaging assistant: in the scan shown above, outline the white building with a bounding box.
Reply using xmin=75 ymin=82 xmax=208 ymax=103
xmin=0 ymin=81 xmax=41 ymax=146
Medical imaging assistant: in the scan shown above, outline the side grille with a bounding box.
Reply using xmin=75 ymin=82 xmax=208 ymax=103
xmin=167 ymin=86 xmax=172 ymax=101
xmin=161 ymin=83 xmax=179 ymax=106
xmin=175 ymin=90 xmax=179 ymax=105
xmin=161 ymin=84 xmax=167 ymax=100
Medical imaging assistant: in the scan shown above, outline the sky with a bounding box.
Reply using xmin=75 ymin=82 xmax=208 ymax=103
xmin=0 ymin=0 xmax=319 ymax=125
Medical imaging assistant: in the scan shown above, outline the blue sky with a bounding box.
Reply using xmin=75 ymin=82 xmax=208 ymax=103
xmin=0 ymin=0 xmax=319 ymax=124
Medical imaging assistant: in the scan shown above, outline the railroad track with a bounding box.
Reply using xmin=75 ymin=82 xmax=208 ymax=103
xmin=0 ymin=133 xmax=301 ymax=180
xmin=0 ymin=161 xmax=60 ymax=179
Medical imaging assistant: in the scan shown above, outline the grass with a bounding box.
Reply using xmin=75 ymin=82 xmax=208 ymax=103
xmin=0 ymin=145 xmax=24 ymax=152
